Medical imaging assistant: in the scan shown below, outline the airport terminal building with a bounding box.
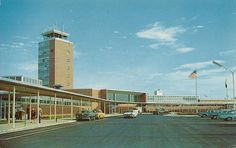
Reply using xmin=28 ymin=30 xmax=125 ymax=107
xmin=0 ymin=29 xmax=234 ymax=129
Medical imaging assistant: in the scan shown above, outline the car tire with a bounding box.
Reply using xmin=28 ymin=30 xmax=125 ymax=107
xmin=211 ymin=116 xmax=216 ymax=120
xmin=201 ymin=114 xmax=207 ymax=118
xmin=227 ymin=117 xmax=233 ymax=121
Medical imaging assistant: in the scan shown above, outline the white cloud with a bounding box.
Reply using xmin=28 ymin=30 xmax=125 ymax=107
xmin=18 ymin=63 xmax=38 ymax=72
xmin=0 ymin=42 xmax=25 ymax=49
xmin=219 ymin=49 xmax=236 ymax=56
xmin=193 ymin=25 xmax=204 ymax=32
xmin=193 ymin=25 xmax=204 ymax=29
xmin=199 ymin=68 xmax=225 ymax=76
xmin=149 ymin=42 xmax=174 ymax=49
xmin=99 ymin=46 xmax=113 ymax=51
xmin=136 ymin=22 xmax=185 ymax=42
xmin=113 ymin=31 xmax=119 ymax=34
xmin=176 ymin=47 xmax=195 ymax=53
xmin=175 ymin=60 xmax=224 ymax=70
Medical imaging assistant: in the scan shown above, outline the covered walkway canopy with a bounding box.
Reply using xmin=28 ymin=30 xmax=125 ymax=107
xmin=0 ymin=77 xmax=115 ymax=128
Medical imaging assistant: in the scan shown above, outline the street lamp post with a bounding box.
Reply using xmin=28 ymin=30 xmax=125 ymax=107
xmin=213 ymin=61 xmax=236 ymax=109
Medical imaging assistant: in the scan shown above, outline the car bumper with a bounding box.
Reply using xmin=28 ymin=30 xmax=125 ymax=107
xmin=76 ymin=116 xmax=92 ymax=120
xmin=124 ymin=114 xmax=135 ymax=118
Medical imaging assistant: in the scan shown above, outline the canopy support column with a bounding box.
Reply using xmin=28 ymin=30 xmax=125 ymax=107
xmin=12 ymin=86 xmax=16 ymax=128
xmin=4 ymin=101 xmax=6 ymax=119
xmin=37 ymin=90 xmax=40 ymax=126
xmin=8 ymin=93 xmax=10 ymax=125
xmin=70 ymin=97 xmax=73 ymax=120
xmin=49 ymin=97 xmax=52 ymax=120
xmin=62 ymin=98 xmax=64 ymax=119
xmin=29 ymin=95 xmax=32 ymax=123
xmin=54 ymin=93 xmax=57 ymax=122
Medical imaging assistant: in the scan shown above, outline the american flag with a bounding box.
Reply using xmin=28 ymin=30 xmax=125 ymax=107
xmin=225 ymin=79 xmax=227 ymax=88
xmin=189 ymin=70 xmax=197 ymax=79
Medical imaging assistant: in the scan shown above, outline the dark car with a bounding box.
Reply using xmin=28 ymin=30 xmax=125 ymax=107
xmin=76 ymin=110 xmax=96 ymax=121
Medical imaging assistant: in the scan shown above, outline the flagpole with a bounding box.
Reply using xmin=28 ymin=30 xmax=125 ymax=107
xmin=226 ymin=79 xmax=228 ymax=99
xmin=189 ymin=69 xmax=198 ymax=113
xmin=195 ymin=76 xmax=198 ymax=98
xmin=225 ymin=79 xmax=228 ymax=109
xmin=195 ymin=71 xmax=198 ymax=114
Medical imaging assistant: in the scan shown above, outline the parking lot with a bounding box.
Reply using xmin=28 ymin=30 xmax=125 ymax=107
xmin=0 ymin=114 xmax=236 ymax=148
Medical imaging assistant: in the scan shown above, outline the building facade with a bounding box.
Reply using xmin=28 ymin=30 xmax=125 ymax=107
xmin=38 ymin=29 xmax=74 ymax=89
xmin=147 ymin=95 xmax=198 ymax=104
xmin=67 ymin=88 xmax=147 ymax=102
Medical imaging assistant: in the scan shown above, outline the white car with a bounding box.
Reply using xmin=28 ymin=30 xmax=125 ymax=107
xmin=123 ymin=110 xmax=138 ymax=118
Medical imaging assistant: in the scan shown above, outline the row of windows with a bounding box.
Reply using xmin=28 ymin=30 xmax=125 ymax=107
xmin=22 ymin=77 xmax=42 ymax=85
xmin=20 ymin=97 xmax=91 ymax=106
xmin=147 ymin=96 xmax=198 ymax=103
xmin=107 ymin=92 xmax=140 ymax=102
xmin=3 ymin=76 xmax=42 ymax=86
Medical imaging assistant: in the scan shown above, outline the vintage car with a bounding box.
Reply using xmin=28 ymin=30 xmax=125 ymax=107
xmin=76 ymin=110 xmax=96 ymax=121
xmin=93 ymin=109 xmax=105 ymax=119
xmin=210 ymin=109 xmax=231 ymax=119
xmin=153 ymin=108 xmax=169 ymax=115
xmin=123 ymin=110 xmax=138 ymax=118
xmin=198 ymin=110 xmax=216 ymax=118
xmin=219 ymin=110 xmax=236 ymax=121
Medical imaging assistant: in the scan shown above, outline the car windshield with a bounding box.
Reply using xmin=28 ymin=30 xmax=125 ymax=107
xmin=94 ymin=110 xmax=102 ymax=113
xmin=82 ymin=110 xmax=90 ymax=113
xmin=228 ymin=111 xmax=236 ymax=114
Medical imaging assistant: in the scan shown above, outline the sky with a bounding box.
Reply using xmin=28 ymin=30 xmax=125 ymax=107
xmin=0 ymin=0 xmax=236 ymax=98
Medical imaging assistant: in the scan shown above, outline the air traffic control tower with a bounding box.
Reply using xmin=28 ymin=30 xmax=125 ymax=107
xmin=38 ymin=29 xmax=74 ymax=89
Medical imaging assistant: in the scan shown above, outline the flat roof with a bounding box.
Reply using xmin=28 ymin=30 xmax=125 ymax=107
xmin=41 ymin=29 xmax=69 ymax=37
xmin=0 ymin=77 xmax=233 ymax=105
xmin=102 ymin=89 xmax=146 ymax=95
xmin=0 ymin=77 xmax=106 ymax=102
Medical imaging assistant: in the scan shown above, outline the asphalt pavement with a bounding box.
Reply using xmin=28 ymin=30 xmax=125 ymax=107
xmin=0 ymin=115 xmax=236 ymax=148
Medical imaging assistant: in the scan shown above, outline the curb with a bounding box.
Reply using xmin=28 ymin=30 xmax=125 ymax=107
xmin=0 ymin=120 xmax=76 ymax=135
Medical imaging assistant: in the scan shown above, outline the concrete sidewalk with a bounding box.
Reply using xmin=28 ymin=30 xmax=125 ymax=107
xmin=0 ymin=119 xmax=75 ymax=135
xmin=0 ymin=114 xmax=122 ymax=135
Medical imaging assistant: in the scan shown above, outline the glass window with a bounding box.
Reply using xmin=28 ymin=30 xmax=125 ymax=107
xmin=107 ymin=93 xmax=114 ymax=100
xmin=116 ymin=93 xmax=129 ymax=102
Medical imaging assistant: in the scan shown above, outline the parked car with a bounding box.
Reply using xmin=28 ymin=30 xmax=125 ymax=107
xmin=153 ymin=108 xmax=169 ymax=115
xmin=93 ymin=109 xmax=105 ymax=119
xmin=123 ymin=110 xmax=138 ymax=118
xmin=210 ymin=109 xmax=231 ymax=119
xmin=76 ymin=110 xmax=96 ymax=121
xmin=134 ymin=107 xmax=142 ymax=115
xmin=219 ymin=110 xmax=236 ymax=121
xmin=198 ymin=110 xmax=215 ymax=118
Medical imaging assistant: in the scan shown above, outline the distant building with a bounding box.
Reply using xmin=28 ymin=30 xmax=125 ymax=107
xmin=38 ymin=29 xmax=74 ymax=89
xmin=2 ymin=76 xmax=42 ymax=85
xmin=147 ymin=95 xmax=198 ymax=104
xmin=154 ymin=89 xmax=164 ymax=96
xmin=66 ymin=88 xmax=147 ymax=102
